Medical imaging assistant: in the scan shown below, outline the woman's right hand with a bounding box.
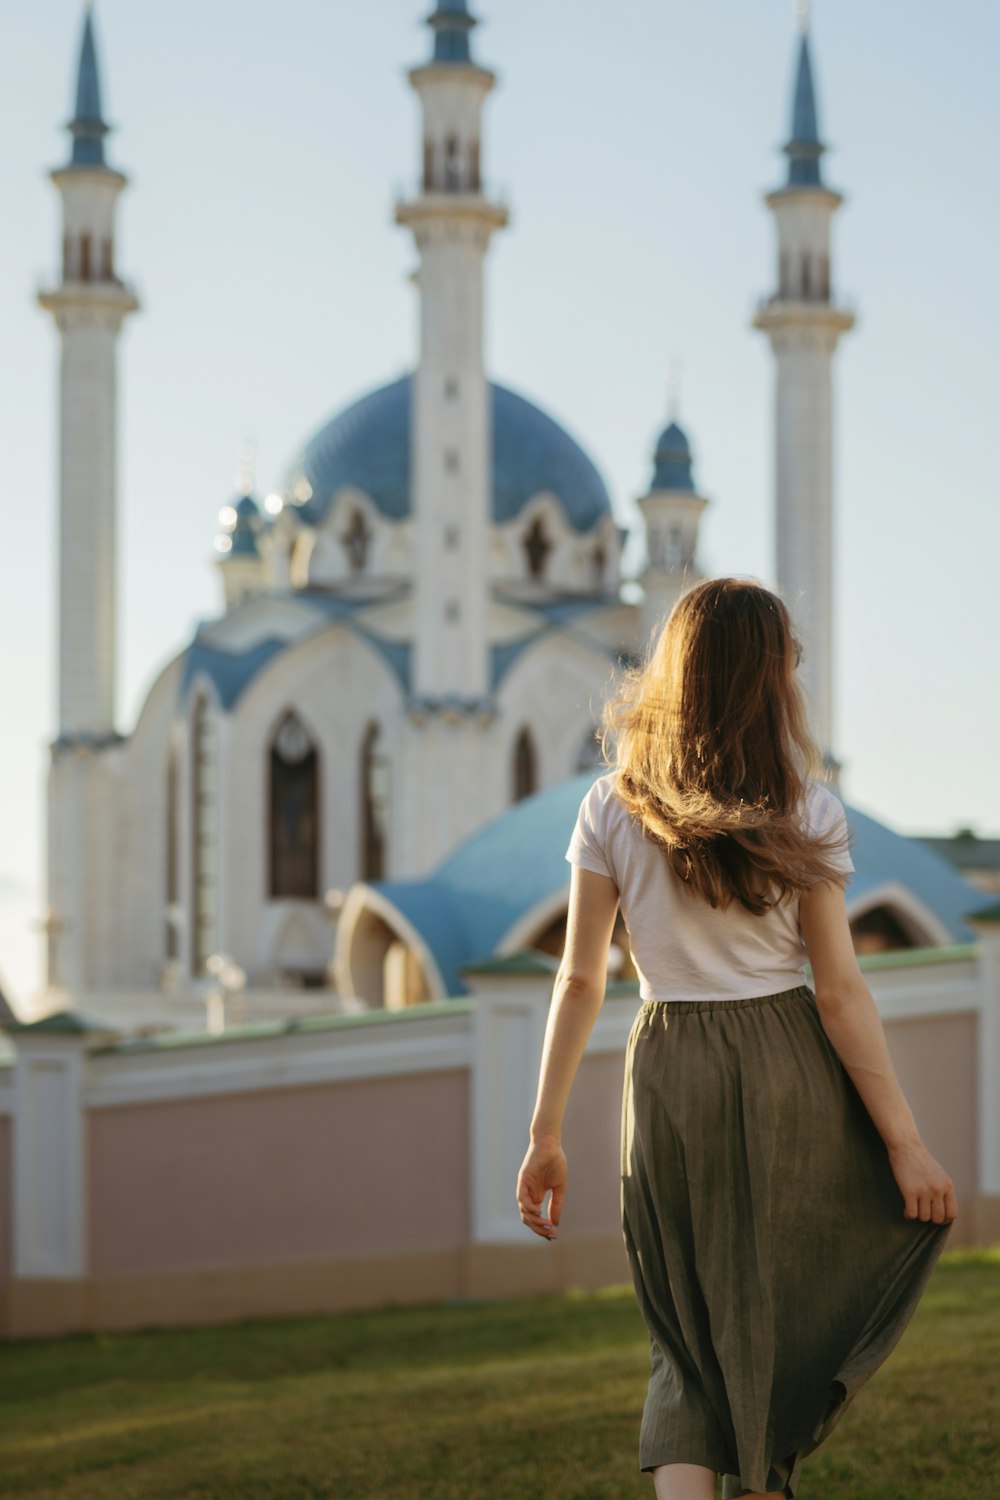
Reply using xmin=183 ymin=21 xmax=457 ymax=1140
xmin=886 ymin=1139 xmax=958 ymax=1224
xmin=516 ymin=1137 xmax=567 ymax=1240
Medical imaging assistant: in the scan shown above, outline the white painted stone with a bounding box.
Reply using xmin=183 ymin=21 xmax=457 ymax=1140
xmin=754 ymin=185 xmax=854 ymax=759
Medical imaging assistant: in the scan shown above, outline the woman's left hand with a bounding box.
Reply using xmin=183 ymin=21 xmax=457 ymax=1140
xmin=516 ymin=1138 xmax=567 ymax=1240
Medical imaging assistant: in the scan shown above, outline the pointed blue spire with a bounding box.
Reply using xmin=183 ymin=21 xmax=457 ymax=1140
xmin=783 ymin=32 xmax=825 ymax=187
xmin=426 ymin=0 xmax=478 ymax=65
xmin=68 ymin=5 xmax=110 ymax=167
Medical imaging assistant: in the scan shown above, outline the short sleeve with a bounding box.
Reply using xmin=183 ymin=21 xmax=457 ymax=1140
xmin=806 ymin=784 xmax=855 ymax=876
xmin=565 ymin=780 xmax=614 ymax=878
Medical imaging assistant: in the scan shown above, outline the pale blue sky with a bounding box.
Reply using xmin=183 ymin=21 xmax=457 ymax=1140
xmin=1 ymin=0 xmax=998 ymax=1005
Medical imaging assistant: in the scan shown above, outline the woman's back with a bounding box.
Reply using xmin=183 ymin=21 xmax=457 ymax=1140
xmin=565 ymin=773 xmax=854 ymax=1002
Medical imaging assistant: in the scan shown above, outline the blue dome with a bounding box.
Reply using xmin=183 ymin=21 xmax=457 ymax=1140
xmin=652 ymin=420 xmax=696 ymax=492
xmin=283 ymin=373 xmax=613 ymax=535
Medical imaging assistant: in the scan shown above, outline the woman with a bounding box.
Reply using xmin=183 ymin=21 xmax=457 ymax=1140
xmin=516 ymin=577 xmax=956 ymax=1500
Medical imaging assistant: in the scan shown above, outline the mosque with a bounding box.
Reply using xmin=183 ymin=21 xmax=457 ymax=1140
xmin=35 ymin=2 xmax=987 ymax=1023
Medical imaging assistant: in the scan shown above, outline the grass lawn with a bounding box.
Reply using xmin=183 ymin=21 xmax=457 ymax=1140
xmin=0 ymin=1248 xmax=997 ymax=1499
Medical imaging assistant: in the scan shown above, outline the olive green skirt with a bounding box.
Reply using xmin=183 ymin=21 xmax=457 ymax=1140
xmin=620 ymin=986 xmax=953 ymax=1499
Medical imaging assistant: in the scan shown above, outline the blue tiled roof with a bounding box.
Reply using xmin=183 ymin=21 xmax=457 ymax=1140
xmin=371 ymin=773 xmax=594 ymax=997
xmin=369 ymin=771 xmax=995 ymax=998
xmin=181 ymin=637 xmax=287 ymax=711
xmin=178 ymin=591 xmax=393 ymax=711
xmin=489 ymin=598 xmax=623 ymax=690
xmin=844 ymin=804 xmax=995 ymax=941
xmin=651 ymin=420 xmax=695 ymax=492
xmin=784 ymin=33 xmax=826 ymax=187
xmin=283 ymin=373 xmax=613 ymax=536
xmin=68 ymin=10 xmax=110 ymax=168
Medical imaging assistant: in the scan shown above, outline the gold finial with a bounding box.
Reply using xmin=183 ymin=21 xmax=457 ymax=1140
xmin=794 ymin=0 xmax=810 ymax=35
xmin=667 ymin=360 xmax=683 ymax=421
xmin=235 ymin=438 xmax=256 ymax=496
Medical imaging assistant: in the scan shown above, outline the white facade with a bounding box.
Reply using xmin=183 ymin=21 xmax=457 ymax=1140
xmin=29 ymin=9 xmax=903 ymax=1031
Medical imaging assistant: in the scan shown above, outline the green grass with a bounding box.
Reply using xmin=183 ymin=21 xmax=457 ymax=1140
xmin=0 ymin=1249 xmax=997 ymax=1499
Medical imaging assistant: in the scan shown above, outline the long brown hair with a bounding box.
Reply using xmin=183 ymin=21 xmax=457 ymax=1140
xmin=597 ymin=577 xmax=851 ymax=914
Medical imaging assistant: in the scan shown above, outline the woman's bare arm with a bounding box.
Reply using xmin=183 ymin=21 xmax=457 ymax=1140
xmin=516 ymin=865 xmax=620 ymax=1240
xmin=798 ymin=880 xmax=957 ymax=1224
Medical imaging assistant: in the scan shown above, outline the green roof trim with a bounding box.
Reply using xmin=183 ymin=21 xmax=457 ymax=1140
xmin=852 ymin=943 xmax=978 ymax=973
xmin=1 ymin=1007 xmax=122 ymax=1037
xmin=459 ymin=950 xmax=562 ymax=977
xmin=966 ymin=901 xmax=1000 ymax=924
xmin=90 ymin=998 xmax=475 ymax=1056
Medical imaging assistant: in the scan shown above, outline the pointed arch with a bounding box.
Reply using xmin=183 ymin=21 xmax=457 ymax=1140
xmin=523 ymin=516 xmax=553 ymax=580
xmin=513 ymin=725 xmax=538 ymax=802
xmin=165 ymin=743 xmax=179 ymax=960
xmin=269 ymin=709 xmax=320 ymax=898
xmin=360 ymin=720 xmax=389 ymax=881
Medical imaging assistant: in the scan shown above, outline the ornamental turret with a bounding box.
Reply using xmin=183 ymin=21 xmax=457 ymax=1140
xmin=637 ymin=407 xmax=708 ymax=647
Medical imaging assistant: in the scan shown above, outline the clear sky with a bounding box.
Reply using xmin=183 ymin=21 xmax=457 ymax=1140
xmin=1 ymin=0 xmax=998 ymax=1007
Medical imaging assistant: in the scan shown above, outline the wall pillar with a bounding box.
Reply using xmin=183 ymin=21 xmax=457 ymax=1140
xmin=969 ymin=910 xmax=1000 ymax=1210
xmin=462 ymin=955 xmax=558 ymax=1244
xmin=3 ymin=1010 xmax=120 ymax=1281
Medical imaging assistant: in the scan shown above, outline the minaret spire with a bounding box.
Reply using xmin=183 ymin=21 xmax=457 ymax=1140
xmin=752 ymin=22 xmax=854 ymax=768
xmin=69 ymin=4 xmax=110 ymax=167
xmin=785 ymin=27 xmax=825 ymax=186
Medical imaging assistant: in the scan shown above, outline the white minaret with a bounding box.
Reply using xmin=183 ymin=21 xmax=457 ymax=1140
xmin=752 ymin=15 xmax=854 ymax=762
xmin=38 ymin=3 xmax=139 ymax=741
xmin=37 ymin=5 xmax=138 ymax=998
xmin=394 ymin=0 xmax=508 ymax=704
xmin=637 ymin=405 xmax=708 ymax=650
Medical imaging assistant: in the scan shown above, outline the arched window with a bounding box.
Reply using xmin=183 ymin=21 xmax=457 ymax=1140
xmin=444 ymin=133 xmax=462 ymax=190
xmin=340 ymin=507 xmax=372 ymax=574
xmin=190 ymin=695 xmax=217 ymax=975
xmin=513 ymin=726 xmax=538 ymax=801
xmin=817 ymin=253 xmax=830 ymax=301
xmin=850 ymin=906 xmax=917 ymax=957
xmin=269 ymin=711 xmax=320 ymax=898
xmin=360 ymin=721 xmax=389 ymax=880
xmin=523 ymin=517 xmax=553 ymax=580
xmin=165 ymin=746 xmax=179 ymax=960
xmin=79 ymin=231 xmax=91 ymax=281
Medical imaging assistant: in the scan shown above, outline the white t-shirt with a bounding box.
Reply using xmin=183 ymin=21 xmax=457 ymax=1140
xmin=564 ymin=772 xmax=854 ymax=1002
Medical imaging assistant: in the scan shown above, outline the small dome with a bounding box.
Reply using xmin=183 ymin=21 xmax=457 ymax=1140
xmin=651 ymin=420 xmax=696 ymax=493
xmin=282 ymin=372 xmax=613 ymax=535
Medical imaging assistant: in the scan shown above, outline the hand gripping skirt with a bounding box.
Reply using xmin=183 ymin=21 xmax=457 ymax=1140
xmin=620 ymin=986 xmax=953 ymax=1499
